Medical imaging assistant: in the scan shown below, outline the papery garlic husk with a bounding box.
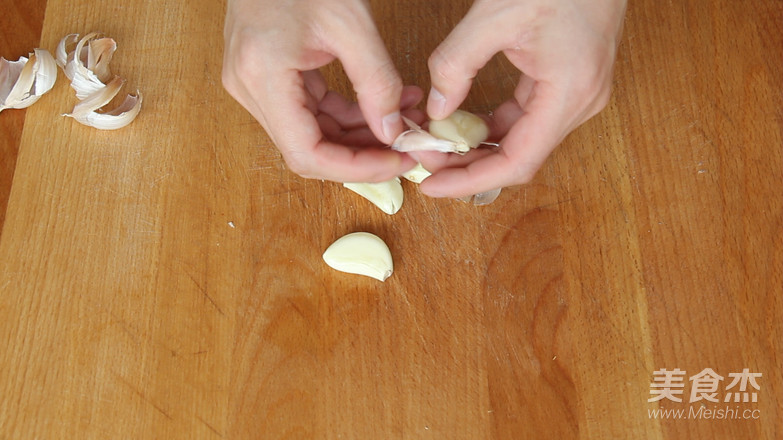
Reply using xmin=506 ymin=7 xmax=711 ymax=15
xmin=457 ymin=188 xmax=503 ymax=206
xmin=65 ymin=74 xmax=142 ymax=130
xmin=57 ymin=32 xmax=142 ymax=129
xmin=323 ymin=232 xmax=393 ymax=282
xmin=400 ymin=163 xmax=432 ymax=184
xmin=343 ymin=177 xmax=403 ymax=215
xmin=58 ymin=32 xmax=116 ymax=99
xmin=0 ymin=49 xmax=57 ymax=112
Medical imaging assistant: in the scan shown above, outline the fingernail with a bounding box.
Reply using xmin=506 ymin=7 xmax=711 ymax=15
xmin=382 ymin=112 xmax=401 ymax=143
xmin=428 ymin=88 xmax=447 ymax=120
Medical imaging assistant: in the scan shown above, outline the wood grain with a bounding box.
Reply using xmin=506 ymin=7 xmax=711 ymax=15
xmin=0 ymin=0 xmax=47 ymax=230
xmin=1 ymin=0 xmax=781 ymax=439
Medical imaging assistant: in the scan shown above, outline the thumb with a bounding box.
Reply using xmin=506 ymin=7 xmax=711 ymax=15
xmin=332 ymin=27 xmax=404 ymax=145
xmin=427 ymin=6 xmax=515 ymax=120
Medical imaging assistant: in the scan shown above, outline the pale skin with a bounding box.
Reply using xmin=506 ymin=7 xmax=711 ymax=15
xmin=223 ymin=0 xmax=627 ymax=198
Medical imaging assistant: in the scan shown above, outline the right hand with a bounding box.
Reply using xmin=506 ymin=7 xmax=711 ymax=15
xmin=222 ymin=0 xmax=421 ymax=182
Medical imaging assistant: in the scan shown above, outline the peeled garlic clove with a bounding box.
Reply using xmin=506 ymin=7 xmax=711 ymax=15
xmin=400 ymin=162 xmax=432 ymax=184
xmin=0 ymin=49 xmax=57 ymax=112
xmin=323 ymin=232 xmax=393 ymax=282
xmin=343 ymin=177 xmax=403 ymax=215
xmin=428 ymin=110 xmax=489 ymax=150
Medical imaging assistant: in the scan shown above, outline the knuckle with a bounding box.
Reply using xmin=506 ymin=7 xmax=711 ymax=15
xmin=283 ymin=151 xmax=315 ymax=178
xmin=354 ymin=61 xmax=402 ymax=99
xmin=428 ymin=46 xmax=463 ymax=82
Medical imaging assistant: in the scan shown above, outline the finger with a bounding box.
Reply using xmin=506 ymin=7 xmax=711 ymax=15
xmin=485 ymin=74 xmax=536 ymax=139
xmin=329 ymin=23 xmax=404 ymax=144
xmin=419 ymin=86 xmax=568 ymax=197
xmin=427 ymin=6 xmax=517 ymax=120
xmin=262 ymin=68 xmax=414 ymax=182
xmin=302 ymin=69 xmax=328 ymax=113
xmin=318 ymin=85 xmax=423 ymax=132
xmin=411 ymin=148 xmax=497 ymax=174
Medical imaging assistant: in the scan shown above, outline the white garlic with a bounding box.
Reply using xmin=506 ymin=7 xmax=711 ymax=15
xmin=0 ymin=48 xmax=57 ymax=112
xmin=343 ymin=177 xmax=403 ymax=215
xmin=57 ymin=32 xmax=142 ymax=130
xmin=322 ymin=232 xmax=393 ymax=282
xmin=391 ymin=111 xmax=489 ymax=155
xmin=428 ymin=110 xmax=489 ymax=150
xmin=400 ymin=162 xmax=432 ymax=184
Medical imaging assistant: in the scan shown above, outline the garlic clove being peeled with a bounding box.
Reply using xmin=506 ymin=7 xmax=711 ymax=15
xmin=343 ymin=177 xmax=403 ymax=215
xmin=391 ymin=116 xmax=469 ymax=154
xmin=391 ymin=111 xmax=489 ymax=155
xmin=323 ymin=232 xmax=394 ymax=282
xmin=428 ymin=110 xmax=489 ymax=150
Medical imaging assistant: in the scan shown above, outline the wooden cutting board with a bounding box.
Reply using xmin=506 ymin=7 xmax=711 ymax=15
xmin=1 ymin=0 xmax=781 ymax=438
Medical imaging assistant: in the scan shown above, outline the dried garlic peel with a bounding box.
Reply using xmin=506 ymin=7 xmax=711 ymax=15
xmin=0 ymin=49 xmax=57 ymax=112
xmin=400 ymin=163 xmax=432 ymax=184
xmin=57 ymin=32 xmax=142 ymax=129
xmin=323 ymin=232 xmax=393 ymax=282
xmin=343 ymin=178 xmax=403 ymax=215
xmin=458 ymin=188 xmax=503 ymax=206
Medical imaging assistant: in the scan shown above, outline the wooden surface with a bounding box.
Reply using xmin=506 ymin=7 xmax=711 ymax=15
xmin=1 ymin=0 xmax=781 ymax=438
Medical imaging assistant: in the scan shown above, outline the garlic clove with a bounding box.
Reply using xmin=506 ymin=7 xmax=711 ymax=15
xmin=391 ymin=116 xmax=467 ymax=154
xmin=400 ymin=162 xmax=432 ymax=184
xmin=390 ymin=112 xmax=489 ymax=155
xmin=343 ymin=177 xmax=403 ymax=215
xmin=392 ymin=129 xmax=467 ymax=154
xmin=0 ymin=49 xmax=57 ymax=112
xmin=323 ymin=232 xmax=394 ymax=282
xmin=428 ymin=110 xmax=489 ymax=150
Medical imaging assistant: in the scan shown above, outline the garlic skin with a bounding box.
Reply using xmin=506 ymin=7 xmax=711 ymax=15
xmin=458 ymin=188 xmax=503 ymax=206
xmin=0 ymin=49 xmax=57 ymax=112
xmin=343 ymin=178 xmax=403 ymax=215
xmin=56 ymin=32 xmax=141 ymax=129
xmin=400 ymin=163 xmax=432 ymax=184
xmin=428 ymin=110 xmax=489 ymax=150
xmin=323 ymin=232 xmax=394 ymax=282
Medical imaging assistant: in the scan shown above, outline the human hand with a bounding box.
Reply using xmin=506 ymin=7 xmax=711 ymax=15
xmin=222 ymin=0 xmax=421 ymax=182
xmin=416 ymin=0 xmax=627 ymax=198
